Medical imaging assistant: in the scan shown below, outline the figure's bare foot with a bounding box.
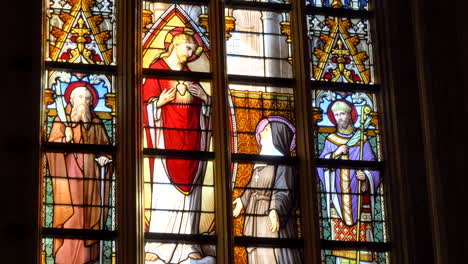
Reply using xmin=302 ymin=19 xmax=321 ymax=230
xmin=145 ymin=252 xmax=159 ymax=262
xmin=188 ymin=252 xmax=202 ymax=260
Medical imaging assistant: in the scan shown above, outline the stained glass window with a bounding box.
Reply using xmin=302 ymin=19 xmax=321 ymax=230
xmin=141 ymin=2 xmax=216 ymax=263
xmin=39 ymin=0 xmax=392 ymax=263
xmin=226 ymin=9 xmax=292 ymax=78
xmin=41 ymin=0 xmax=117 ymax=263
xmin=226 ymin=2 xmax=303 ymax=263
xmin=308 ymin=16 xmax=374 ymax=84
xmin=312 ymin=90 xmax=382 ymax=160
xmin=308 ymin=1 xmax=390 ymax=263
xmin=307 ymin=0 xmax=369 ymax=11
xmin=46 ymin=0 xmax=116 ymax=65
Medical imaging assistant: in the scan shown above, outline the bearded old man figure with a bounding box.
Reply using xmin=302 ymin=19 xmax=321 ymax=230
xmin=143 ymin=27 xmax=212 ymax=263
xmin=316 ymin=100 xmax=380 ymax=264
xmin=46 ymin=81 xmax=112 ymax=264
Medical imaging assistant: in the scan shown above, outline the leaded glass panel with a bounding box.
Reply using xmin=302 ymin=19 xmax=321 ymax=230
xmin=312 ymin=90 xmax=382 ymax=161
xmin=142 ymin=2 xmax=216 ymax=263
xmin=321 ymin=250 xmax=389 ymax=264
xmin=229 ymin=85 xmax=302 ymax=263
xmin=232 ymin=161 xmax=301 ymax=236
xmin=228 ymin=0 xmax=291 ymax=3
xmin=307 ymin=15 xmax=374 ymax=84
xmin=143 ymin=158 xmax=215 ymax=235
xmin=142 ymin=3 xmax=210 ymax=72
xmin=316 ymin=166 xmax=386 ymax=243
xmin=46 ymin=0 xmax=116 ymax=65
xmin=142 ymin=78 xmax=212 ymax=151
xmin=226 ymin=9 xmax=292 ymax=78
xmin=42 ymin=151 xmax=115 ymax=231
xmin=309 ymin=2 xmax=390 ymax=263
xmin=229 ymin=85 xmax=295 ymax=155
xmin=307 ymin=0 xmax=369 ymax=11
xmin=44 ymin=71 xmax=116 ymax=145
xmin=42 ymin=1 xmax=118 ymax=262
xmin=234 ymin=246 xmax=302 ymax=264
xmin=42 ymin=238 xmax=116 ymax=264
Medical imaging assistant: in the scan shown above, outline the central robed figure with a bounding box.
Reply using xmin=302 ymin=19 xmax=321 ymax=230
xmin=143 ymin=27 xmax=212 ymax=263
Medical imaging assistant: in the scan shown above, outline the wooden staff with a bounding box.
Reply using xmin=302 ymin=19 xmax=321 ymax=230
xmin=356 ymin=105 xmax=371 ymax=263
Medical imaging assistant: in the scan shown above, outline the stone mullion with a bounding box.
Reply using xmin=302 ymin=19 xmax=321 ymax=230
xmin=116 ymin=0 xmax=144 ymax=263
xmin=291 ymin=0 xmax=322 ymax=263
xmin=209 ymin=0 xmax=234 ymax=263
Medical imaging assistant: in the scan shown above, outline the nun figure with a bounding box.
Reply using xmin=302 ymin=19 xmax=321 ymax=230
xmin=233 ymin=116 xmax=302 ymax=264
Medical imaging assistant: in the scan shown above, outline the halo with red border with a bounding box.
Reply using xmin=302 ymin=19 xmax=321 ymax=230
xmin=64 ymin=81 xmax=99 ymax=108
xmin=326 ymin=100 xmax=358 ymax=126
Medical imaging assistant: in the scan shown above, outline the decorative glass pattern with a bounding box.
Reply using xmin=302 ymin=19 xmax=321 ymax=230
xmin=226 ymin=10 xmax=292 ymax=78
xmin=307 ymin=15 xmax=374 ymax=84
xmin=42 ymin=238 xmax=115 ymax=264
xmin=316 ymin=166 xmax=386 ymax=243
xmin=309 ymin=2 xmax=389 ymax=264
xmin=312 ymin=90 xmax=382 ymax=161
xmin=46 ymin=0 xmax=116 ymax=65
xmin=234 ymin=246 xmax=302 ymax=264
xmin=226 ymin=2 xmax=302 ymax=262
xmin=230 ymin=0 xmax=291 ymax=3
xmin=142 ymin=3 xmax=210 ymax=72
xmin=229 ymin=85 xmax=295 ymax=155
xmin=307 ymin=0 xmax=369 ymax=11
xmin=321 ymin=250 xmax=389 ymax=264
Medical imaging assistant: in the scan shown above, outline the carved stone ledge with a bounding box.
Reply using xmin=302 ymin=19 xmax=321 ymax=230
xmin=105 ymin=93 xmax=116 ymax=116
xmin=44 ymin=89 xmax=55 ymax=106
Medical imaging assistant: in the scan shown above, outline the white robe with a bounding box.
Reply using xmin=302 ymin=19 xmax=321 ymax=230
xmin=145 ymin=98 xmax=212 ymax=263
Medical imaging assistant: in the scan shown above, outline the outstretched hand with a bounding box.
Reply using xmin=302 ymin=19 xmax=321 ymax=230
xmin=232 ymin=198 xmax=243 ymax=218
xmin=145 ymin=253 xmax=159 ymax=262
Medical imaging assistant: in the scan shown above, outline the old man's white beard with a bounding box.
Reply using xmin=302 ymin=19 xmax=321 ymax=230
xmin=71 ymin=103 xmax=92 ymax=129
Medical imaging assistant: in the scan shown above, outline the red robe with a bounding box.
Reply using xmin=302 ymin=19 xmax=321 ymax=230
xmin=143 ymin=59 xmax=207 ymax=193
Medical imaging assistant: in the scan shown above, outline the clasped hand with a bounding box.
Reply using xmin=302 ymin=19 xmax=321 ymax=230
xmin=96 ymin=156 xmax=111 ymax=167
xmin=156 ymin=83 xmax=208 ymax=107
xmin=187 ymin=83 xmax=208 ymax=104
xmin=333 ymin=145 xmax=349 ymax=157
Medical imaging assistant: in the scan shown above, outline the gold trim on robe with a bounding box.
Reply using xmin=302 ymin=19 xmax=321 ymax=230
xmin=339 ymin=154 xmax=353 ymax=226
xmin=327 ymin=133 xmax=368 ymax=147
xmin=331 ymin=250 xmax=374 ymax=262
